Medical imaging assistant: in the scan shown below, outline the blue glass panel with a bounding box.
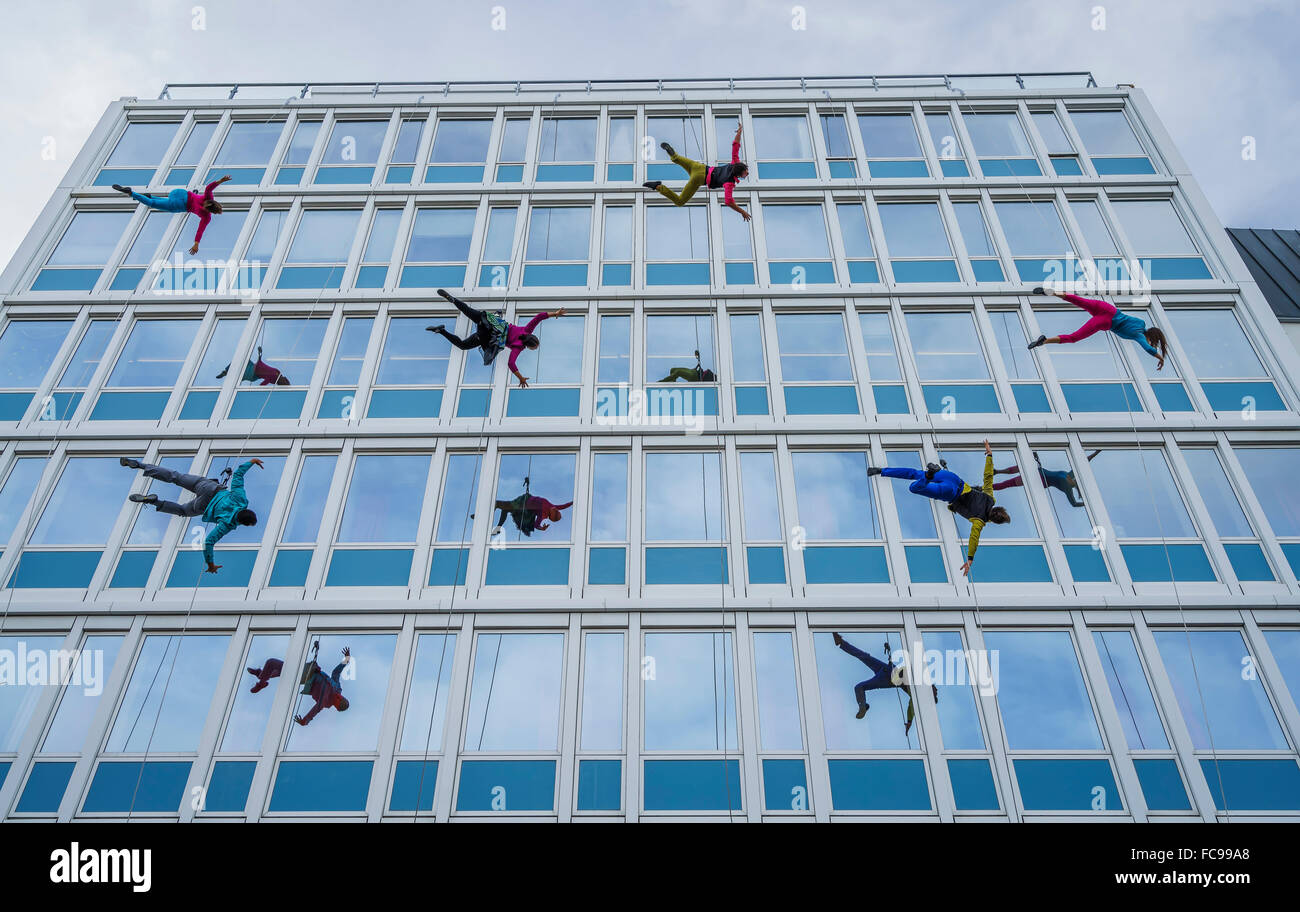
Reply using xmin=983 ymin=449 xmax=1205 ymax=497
xmin=478 ymin=264 xmax=510 ymax=287
xmin=0 ymin=393 xmax=32 ymax=421
xmin=1152 ymin=383 xmax=1194 ymax=412
xmin=274 ymin=166 xmax=304 ymax=185
xmin=209 ymin=167 xmax=265 ymax=185
xmin=94 ymin=168 xmax=156 ymax=186
xmin=847 ymin=260 xmax=880 ymax=283
xmin=1283 ymin=544 xmax=1300 ymax=580
xmin=784 ymin=385 xmax=858 ymax=415
xmin=948 ymin=758 xmax=1000 ymax=810
xmin=921 ymin=383 xmax=1001 ymax=414
xmin=594 ymin=387 xmax=628 ymax=418
xmin=109 ymin=267 xmax=146 ymax=291
xmin=428 ymin=548 xmax=470 ymax=586
xmin=828 ymin=759 xmax=931 ymax=810
xmin=384 ymin=165 xmax=414 ymax=184
xmin=1050 ymin=156 xmax=1084 ymax=176
xmin=1121 ymin=543 xmax=1216 ymax=582
xmin=177 ymin=390 xmax=217 ymax=421
xmin=522 ymin=263 xmax=588 ymax=286
xmin=325 ymin=549 xmax=413 ymax=587
xmin=485 ymin=548 xmax=569 ymax=586
xmin=1061 ymin=383 xmax=1142 ymax=413
xmin=166 ymin=550 xmax=257 ymax=588
xmin=424 ymin=165 xmax=485 ymax=183
xmin=576 ymin=759 xmax=622 ymax=811
xmin=972 ymin=259 xmax=1006 ymax=282
xmin=606 ymin=164 xmax=634 ymax=182
xmin=456 ymin=388 xmax=491 ymax=418
xmin=456 ymin=760 xmax=557 ymax=812
xmin=312 ymin=166 xmax=375 ymax=184
xmin=228 ymin=389 xmax=306 ymax=420
xmin=1014 ymin=758 xmax=1121 ymax=811
xmin=495 ymin=164 xmax=523 ymax=182
xmin=1064 ymin=544 xmax=1110 ymax=582
xmin=16 ymin=762 xmax=75 ymax=813
xmin=962 ymin=545 xmax=1052 ymax=583
xmin=647 ymin=385 xmax=717 ymax=418
xmin=761 ymin=758 xmax=808 ymax=812
xmin=724 ymin=262 xmax=756 ymax=285
xmin=204 ymin=761 xmax=257 ymax=812
xmin=767 ymin=261 xmax=836 ymax=285
xmin=0 ymin=761 xmax=7 ymax=790
xmin=1012 ymin=383 xmax=1052 ymax=413
xmin=32 ymin=268 xmax=102 ymax=291
xmin=1223 ymin=542 xmax=1274 ymax=582
xmin=354 ymin=265 xmax=388 ymax=288
xmin=1199 ymin=758 xmax=1300 ymax=810
xmin=42 ymin=391 xmax=82 ymax=421
xmin=904 ymin=545 xmax=947 ymax=583
xmin=645 ymin=547 xmax=728 ymax=584
xmin=939 ymin=159 xmax=970 ymax=177
xmin=979 ymin=158 xmax=1042 ymax=177
xmin=1132 ymin=758 xmax=1191 ymax=811
xmin=1013 ymin=258 xmax=1060 ymax=282
xmin=735 ymin=386 xmax=768 ymax=415
xmin=506 ymin=387 xmax=581 ymax=417
xmin=646 ymin=262 xmax=710 ymax=285
xmin=268 ymin=549 xmax=312 ymax=587
xmin=1146 ymin=257 xmax=1212 ymax=280
xmin=9 ymin=551 xmax=102 ymax=588
xmin=276 ymin=265 xmax=345 ymax=290
xmin=602 ymin=263 xmax=632 ymax=286
xmin=398 ymin=265 xmax=467 ymax=288
xmin=1091 ymin=258 xmax=1131 ymax=282
xmin=829 ymin=160 xmax=857 ymax=178
xmin=109 ymin=550 xmax=156 ymax=588
xmin=367 ymin=388 xmax=443 ymax=419
xmin=757 ymin=161 xmax=818 ymax=179
xmin=317 ymin=388 xmax=358 ymax=420
xmin=587 ymin=547 xmax=625 ymax=585
xmin=83 ymin=761 xmax=191 ymax=813
xmin=803 ymin=546 xmax=889 ymax=584
xmin=1092 ymin=156 xmax=1156 ymax=175
xmin=269 ymin=761 xmax=373 ymax=812
xmin=536 ymin=164 xmax=594 ymax=182
xmin=647 ymin=163 xmax=687 ymax=181
xmin=872 ymin=385 xmax=910 ymax=414
xmin=389 ymin=760 xmax=439 ymax=811
xmin=643 ymin=760 xmax=743 ymax=811
xmin=867 ymin=159 xmax=929 ymax=178
xmin=1201 ymin=381 xmax=1285 ymax=412
xmin=746 ymin=546 xmax=786 ymax=584
xmin=890 ymin=260 xmax=961 ymax=283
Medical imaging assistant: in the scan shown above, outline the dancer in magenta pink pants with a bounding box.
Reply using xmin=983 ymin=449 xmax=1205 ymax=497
xmin=1028 ymin=287 xmax=1167 ymax=370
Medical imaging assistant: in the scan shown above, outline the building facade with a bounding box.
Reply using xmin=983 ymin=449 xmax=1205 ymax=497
xmin=0 ymin=74 xmax=1298 ymax=822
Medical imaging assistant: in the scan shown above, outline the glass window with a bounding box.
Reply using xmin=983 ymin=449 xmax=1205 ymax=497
xmin=1166 ymin=310 xmax=1265 ymax=378
xmin=284 ymin=634 xmax=398 ymax=752
xmin=104 ymin=122 xmax=179 ymax=167
xmin=213 ymin=122 xmax=283 ymax=166
xmin=1263 ymin=630 xmax=1300 ymax=711
xmin=982 ymin=631 xmax=1102 ymax=749
xmin=375 ymin=316 xmax=448 ymax=386
xmin=646 ymin=207 xmax=707 ymax=260
xmin=285 ymin=210 xmax=361 ymax=263
xmin=814 ymin=630 xmax=912 ymax=750
xmin=904 ymin=312 xmax=990 ymax=380
xmin=283 ymin=120 xmax=321 ymax=165
xmin=925 ymin=112 xmax=966 ymax=162
xmin=877 ymin=202 xmax=953 ymax=258
xmin=105 ymin=635 xmax=230 ymax=752
xmin=39 ymin=635 xmax=125 ymax=753
xmin=391 ymin=118 xmax=425 ymax=164
xmin=857 ymin=113 xmax=923 ymax=157
xmin=281 ymin=455 xmax=338 ymax=543
xmin=320 ymin=120 xmax=388 ymax=165
xmin=362 ymin=209 xmax=401 ymax=263
xmin=55 ymin=322 xmax=115 ymax=391
xmin=753 ymin=115 xmax=813 ymax=159
xmin=993 ymin=201 xmax=1072 ymax=257
xmin=921 ymin=630 xmax=987 ymax=750
xmin=953 ymin=202 xmax=997 ymax=257
xmin=837 ymin=202 xmax=875 ymax=258
xmin=221 ymin=633 xmax=291 ymax=752
xmin=125 ymin=455 xmax=194 ymax=547
xmin=105 ymin=320 xmax=199 ymax=388
xmin=646 ymin=315 xmax=715 ymax=382
xmin=602 ymin=207 xmax=632 ymax=262
xmin=644 ymin=453 xmax=723 ymax=540
xmin=1089 ymin=449 xmax=1197 ymax=538
xmin=740 ymin=451 xmax=782 ymax=541
xmin=538 ymin=118 xmax=597 ymax=161
xmin=435 ymin=453 xmax=482 ymax=543
xmin=590 ymin=452 xmax=629 ymax=542
xmin=191 ymin=319 xmax=243 ymax=388
xmin=859 ymin=312 xmax=903 ymax=382
xmin=963 ymin=112 xmax=1033 ymax=156
xmin=1110 ymin=200 xmax=1199 ymax=256
xmin=430 ymin=119 xmax=492 ymax=163
xmin=1070 ymin=201 xmax=1121 ymax=257
xmin=336 ymin=454 xmax=430 ymax=542
xmin=399 ymin=633 xmax=458 ymax=752
xmin=713 ymin=114 xmax=744 ymax=161
xmin=1036 ymin=450 xmax=1099 ymax=540
xmin=792 ymin=451 xmax=879 ymax=539
xmin=252 ymin=318 xmax=328 ymax=386
xmin=597 ymin=315 xmax=630 ymax=384
xmin=729 ymin=313 xmax=766 ymax=382
xmin=820 ymin=113 xmax=853 ymax=158
xmin=244 ymin=208 xmax=288 ymax=264
xmin=0 ymin=635 xmax=65 ymax=751
xmin=120 ymin=212 xmax=170 ymax=266
xmin=775 ymin=313 xmax=852 ymax=381
xmin=45 ymin=212 xmax=132 ymax=267
xmin=493 ymin=453 xmax=575 ymax=542
xmin=1154 ymin=630 xmax=1288 ymax=750
xmin=753 ymin=632 xmax=804 ymax=751
xmin=325 ymin=317 xmax=373 ymax=386
xmin=1092 ymin=630 xmax=1169 ymax=750
xmin=607 ymin=116 xmax=635 ymax=162
xmin=405 ymin=208 xmax=475 ymax=264
xmin=763 ymin=205 xmax=831 ymax=260
xmin=0 ymin=321 xmax=71 ymax=389
xmin=643 ymin=632 xmax=737 ymax=751
xmin=646 ymin=116 xmax=704 ymax=162
xmin=1031 ymin=112 xmax=1074 ymax=154
xmin=1181 ymin=449 xmax=1254 ymax=539
xmin=498 ymin=118 xmax=530 ymax=162
xmin=1071 ymin=111 xmax=1144 ymax=155
xmin=464 ymin=633 xmax=565 ymax=751
xmin=481 ymin=207 xmax=517 ymax=263
xmin=987 ymin=310 xmax=1039 ymax=380
xmin=1234 ymin=449 xmax=1300 ymax=536
xmin=580 ymin=632 xmax=624 ymax=751
xmin=526 ymin=207 xmax=590 ymax=260
xmin=0 ymin=458 xmax=46 ymax=542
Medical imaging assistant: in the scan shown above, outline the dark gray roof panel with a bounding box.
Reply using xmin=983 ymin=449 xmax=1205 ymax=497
xmin=1227 ymin=227 xmax=1300 ymax=321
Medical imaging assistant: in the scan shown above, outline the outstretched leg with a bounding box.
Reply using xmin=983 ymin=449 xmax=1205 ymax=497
xmin=655 ymin=153 xmax=707 ymax=206
xmin=992 ymin=475 xmax=1025 ymax=492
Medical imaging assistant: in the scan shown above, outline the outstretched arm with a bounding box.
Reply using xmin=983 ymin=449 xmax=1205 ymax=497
xmin=962 ymin=519 xmax=986 ymax=576
xmin=203 ymin=520 xmax=237 ymax=568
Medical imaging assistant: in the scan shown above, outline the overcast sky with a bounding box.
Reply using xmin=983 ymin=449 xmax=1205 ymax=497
xmin=2 ymin=0 xmax=1295 ymax=272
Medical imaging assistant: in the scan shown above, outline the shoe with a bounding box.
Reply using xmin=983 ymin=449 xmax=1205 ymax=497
xmin=940 ymin=459 xmax=947 ymax=469
xmin=867 ymin=466 xmax=882 ymax=477
xmin=904 ymin=719 xmax=913 ymax=736
xmin=925 ymin=463 xmax=941 ymax=481
xmin=832 ymin=632 xmax=843 ymax=647
xmin=1031 ymin=286 xmax=1046 ymax=295
xmin=855 ymin=703 xmax=870 ymax=720
xmin=129 ymin=493 xmax=158 ymax=505
xmin=660 ymin=141 xmax=676 ymax=157
xmin=436 ymin=288 xmax=452 ymax=300
xmin=642 ymin=180 xmax=662 ymax=190
xmin=111 ymin=184 xmax=131 ymax=194
xmin=119 ymin=457 xmax=141 ymax=468
xmin=250 ymin=681 xmax=268 ymax=693
xmin=1027 ymin=334 xmax=1047 ymax=350
xmin=426 ymin=324 xmax=445 ymax=334
xmin=932 ymin=684 xmax=940 ymax=703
